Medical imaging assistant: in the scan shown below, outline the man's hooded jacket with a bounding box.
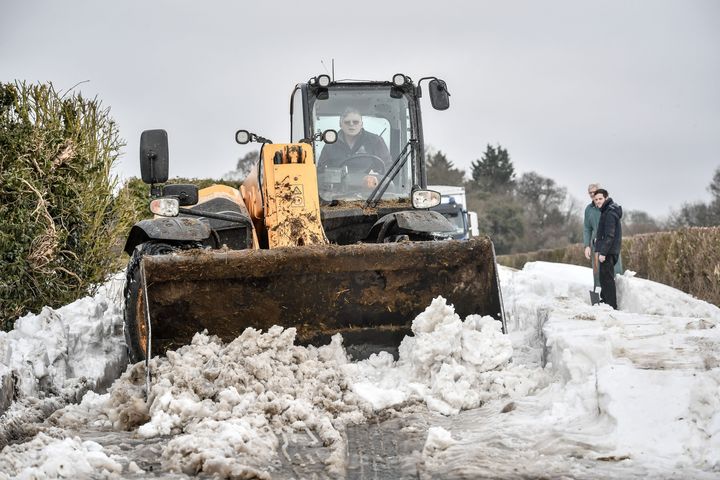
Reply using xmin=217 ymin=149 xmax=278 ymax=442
xmin=595 ymin=198 xmax=623 ymax=256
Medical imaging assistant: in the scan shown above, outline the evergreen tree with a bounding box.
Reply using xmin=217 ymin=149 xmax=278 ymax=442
xmin=425 ymin=150 xmax=465 ymax=185
xmin=709 ymin=166 xmax=720 ymax=201
xmin=470 ymin=144 xmax=515 ymax=194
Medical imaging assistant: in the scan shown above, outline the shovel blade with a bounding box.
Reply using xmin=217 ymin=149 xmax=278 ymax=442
xmin=138 ymin=237 xmax=504 ymax=357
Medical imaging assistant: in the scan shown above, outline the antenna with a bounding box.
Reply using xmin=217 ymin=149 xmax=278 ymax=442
xmin=319 ymin=59 xmax=336 ymax=81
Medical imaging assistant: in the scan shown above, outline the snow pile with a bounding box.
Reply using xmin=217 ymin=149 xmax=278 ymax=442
xmin=49 ymin=327 xmax=367 ymax=477
xmin=346 ymin=297 xmax=541 ymax=415
xmin=0 ymin=432 xmax=125 ymax=479
xmin=421 ymin=425 xmax=458 ymax=471
xmin=0 ymin=273 xmax=127 ymax=411
xmin=43 ymin=298 xmax=530 ymax=478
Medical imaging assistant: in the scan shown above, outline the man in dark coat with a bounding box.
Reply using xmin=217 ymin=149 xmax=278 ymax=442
xmin=593 ymin=188 xmax=623 ymax=309
xmin=317 ymin=108 xmax=391 ymax=170
xmin=584 ymin=182 xmax=623 ymax=289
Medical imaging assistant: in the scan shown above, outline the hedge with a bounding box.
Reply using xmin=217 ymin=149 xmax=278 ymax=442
xmin=498 ymin=227 xmax=720 ymax=307
xmin=0 ymin=82 xmax=135 ymax=330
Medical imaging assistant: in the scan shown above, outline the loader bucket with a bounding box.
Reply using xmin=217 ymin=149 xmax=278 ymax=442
xmin=131 ymin=237 xmax=504 ymax=359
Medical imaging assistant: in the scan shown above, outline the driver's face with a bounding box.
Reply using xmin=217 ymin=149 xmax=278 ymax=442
xmin=340 ymin=114 xmax=363 ymax=138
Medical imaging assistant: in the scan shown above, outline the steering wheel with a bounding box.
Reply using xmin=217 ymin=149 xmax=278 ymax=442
xmin=339 ymin=154 xmax=386 ymax=174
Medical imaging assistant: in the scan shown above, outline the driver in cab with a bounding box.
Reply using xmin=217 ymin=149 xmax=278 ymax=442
xmin=317 ymin=108 xmax=391 ymax=171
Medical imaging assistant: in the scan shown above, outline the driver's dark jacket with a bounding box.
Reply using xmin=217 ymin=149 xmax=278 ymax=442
xmin=317 ymin=129 xmax=391 ymax=169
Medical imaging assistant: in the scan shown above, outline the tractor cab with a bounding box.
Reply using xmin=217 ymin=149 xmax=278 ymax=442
xmin=290 ymin=74 xmax=449 ymax=204
xmin=290 ymin=74 xmax=451 ymax=243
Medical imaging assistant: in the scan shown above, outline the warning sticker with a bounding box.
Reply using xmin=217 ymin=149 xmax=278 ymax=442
xmin=290 ymin=184 xmax=304 ymax=207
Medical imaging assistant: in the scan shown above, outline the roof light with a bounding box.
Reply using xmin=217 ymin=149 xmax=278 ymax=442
xmin=392 ymin=73 xmax=408 ymax=87
xmin=235 ymin=129 xmax=251 ymax=144
xmin=317 ymin=74 xmax=331 ymax=87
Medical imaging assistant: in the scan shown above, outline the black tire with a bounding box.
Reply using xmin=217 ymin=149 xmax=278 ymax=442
xmin=123 ymin=241 xmax=177 ymax=363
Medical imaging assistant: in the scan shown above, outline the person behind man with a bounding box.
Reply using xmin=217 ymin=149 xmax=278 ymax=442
xmin=583 ymin=183 xmax=602 ymax=289
xmin=317 ymin=108 xmax=391 ymax=170
xmin=593 ymin=189 xmax=623 ymax=309
xmin=584 ymin=183 xmax=623 ymax=289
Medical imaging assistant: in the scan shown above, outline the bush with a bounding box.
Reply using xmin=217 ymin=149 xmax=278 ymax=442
xmin=622 ymin=227 xmax=720 ymax=307
xmin=0 ymin=82 xmax=134 ymax=330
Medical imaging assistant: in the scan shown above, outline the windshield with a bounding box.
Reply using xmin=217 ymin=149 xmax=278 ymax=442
xmin=446 ymin=210 xmax=465 ymax=233
xmin=310 ymin=85 xmax=415 ymax=202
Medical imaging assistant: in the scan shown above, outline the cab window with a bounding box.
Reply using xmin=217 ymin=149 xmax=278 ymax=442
xmin=310 ymin=86 xmax=414 ymax=202
xmin=290 ymin=87 xmax=305 ymax=142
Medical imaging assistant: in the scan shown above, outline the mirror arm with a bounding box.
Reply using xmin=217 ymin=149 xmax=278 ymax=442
xmin=252 ymin=133 xmax=273 ymax=144
xmin=147 ymin=151 xmax=162 ymax=197
xmin=417 ymin=76 xmax=436 ymax=89
xmin=299 ymin=131 xmax=320 ymax=144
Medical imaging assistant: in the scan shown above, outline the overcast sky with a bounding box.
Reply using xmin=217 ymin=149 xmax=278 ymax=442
xmin=2 ymin=0 xmax=719 ymax=217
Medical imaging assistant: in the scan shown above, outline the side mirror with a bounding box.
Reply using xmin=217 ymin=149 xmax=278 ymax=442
xmin=140 ymin=129 xmax=169 ymax=184
xmin=428 ymin=79 xmax=450 ymax=111
xmin=322 ymin=129 xmax=338 ymax=144
xmin=162 ymin=184 xmax=199 ymax=206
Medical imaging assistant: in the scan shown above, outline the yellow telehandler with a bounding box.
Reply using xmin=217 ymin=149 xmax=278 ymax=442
xmin=122 ymin=73 xmax=505 ymax=363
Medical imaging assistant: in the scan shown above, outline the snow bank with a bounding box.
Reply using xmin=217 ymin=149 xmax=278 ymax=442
xmin=426 ymin=262 xmax=720 ymax=478
xmin=0 ymin=273 xmax=127 ymax=413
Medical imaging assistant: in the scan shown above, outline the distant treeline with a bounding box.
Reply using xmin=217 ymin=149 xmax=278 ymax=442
xmin=425 ymin=145 xmax=720 ymax=255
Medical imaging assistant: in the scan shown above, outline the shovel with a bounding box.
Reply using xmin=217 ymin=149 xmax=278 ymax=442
xmin=589 ymin=251 xmax=601 ymax=305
